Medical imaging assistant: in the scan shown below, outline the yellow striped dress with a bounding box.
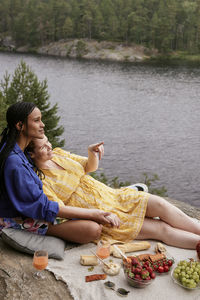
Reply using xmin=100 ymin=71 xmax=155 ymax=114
xmin=41 ymin=148 xmax=149 ymax=244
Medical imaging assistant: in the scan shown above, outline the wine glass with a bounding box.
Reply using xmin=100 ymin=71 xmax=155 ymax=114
xmin=96 ymin=240 xmax=110 ymax=260
xmin=33 ymin=250 xmax=48 ymax=279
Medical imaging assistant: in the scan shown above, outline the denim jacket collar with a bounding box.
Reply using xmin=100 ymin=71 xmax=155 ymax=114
xmin=13 ymin=143 xmax=33 ymax=167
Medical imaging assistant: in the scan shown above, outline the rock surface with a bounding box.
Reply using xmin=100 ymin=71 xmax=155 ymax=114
xmin=37 ymin=39 xmax=157 ymax=62
xmin=0 ymin=198 xmax=199 ymax=300
xmin=1 ymin=38 xmax=158 ymax=62
xmin=0 ymin=239 xmax=73 ymax=300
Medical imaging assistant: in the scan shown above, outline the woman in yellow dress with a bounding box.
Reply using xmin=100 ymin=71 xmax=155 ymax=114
xmin=27 ymin=136 xmax=200 ymax=248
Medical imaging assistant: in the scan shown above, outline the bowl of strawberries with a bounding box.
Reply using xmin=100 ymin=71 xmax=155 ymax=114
xmin=123 ymin=256 xmax=156 ymax=288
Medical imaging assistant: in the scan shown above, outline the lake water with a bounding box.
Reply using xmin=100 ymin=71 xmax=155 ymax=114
xmin=0 ymin=52 xmax=199 ymax=207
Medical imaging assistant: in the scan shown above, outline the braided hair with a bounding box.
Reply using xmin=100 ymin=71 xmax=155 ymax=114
xmin=0 ymin=102 xmax=36 ymax=192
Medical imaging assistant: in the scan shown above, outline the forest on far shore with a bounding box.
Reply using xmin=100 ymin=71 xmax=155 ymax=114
xmin=0 ymin=0 xmax=200 ymax=54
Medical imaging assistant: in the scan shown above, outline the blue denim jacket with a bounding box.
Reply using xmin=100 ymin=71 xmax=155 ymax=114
xmin=0 ymin=143 xmax=59 ymax=222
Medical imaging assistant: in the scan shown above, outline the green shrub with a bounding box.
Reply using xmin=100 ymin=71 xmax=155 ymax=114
xmin=76 ymin=40 xmax=88 ymax=57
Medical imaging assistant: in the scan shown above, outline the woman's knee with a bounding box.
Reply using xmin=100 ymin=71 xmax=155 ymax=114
xmin=158 ymin=221 xmax=173 ymax=243
xmin=147 ymin=194 xmax=168 ymax=216
xmin=47 ymin=220 xmax=102 ymax=243
xmin=86 ymin=222 xmax=102 ymax=241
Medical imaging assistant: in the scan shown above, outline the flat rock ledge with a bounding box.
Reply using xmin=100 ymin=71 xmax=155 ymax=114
xmin=36 ymin=39 xmax=154 ymax=62
xmin=0 ymin=198 xmax=199 ymax=300
xmin=1 ymin=38 xmax=158 ymax=63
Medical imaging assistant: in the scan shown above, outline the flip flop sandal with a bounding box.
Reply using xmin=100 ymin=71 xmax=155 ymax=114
xmin=127 ymin=183 xmax=148 ymax=193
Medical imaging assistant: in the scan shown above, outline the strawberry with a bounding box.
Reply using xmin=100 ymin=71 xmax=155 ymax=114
xmin=131 ymin=257 xmax=141 ymax=267
xmin=131 ymin=266 xmax=136 ymax=273
xmin=146 ymin=266 xmax=153 ymax=274
xmin=128 ymin=271 xmax=134 ymax=279
xmin=134 ymin=267 xmax=142 ymax=274
xmin=135 ymin=274 xmax=142 ymax=280
xmin=150 ymin=272 xmax=156 ymax=279
xmin=141 ymin=270 xmax=149 ymax=279
xmin=145 ymin=276 xmax=151 ymax=281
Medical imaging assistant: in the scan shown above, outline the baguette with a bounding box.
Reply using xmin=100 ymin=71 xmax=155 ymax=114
xmin=80 ymin=255 xmax=98 ymax=266
xmin=85 ymin=274 xmax=107 ymax=282
xmin=111 ymin=241 xmax=151 ymax=257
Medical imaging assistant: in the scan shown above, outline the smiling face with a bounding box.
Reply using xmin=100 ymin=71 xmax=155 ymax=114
xmin=29 ymin=136 xmax=53 ymax=165
xmin=23 ymin=107 xmax=45 ymax=140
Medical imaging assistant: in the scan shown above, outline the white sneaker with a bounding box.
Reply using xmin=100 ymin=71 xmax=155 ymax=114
xmin=127 ymin=183 xmax=148 ymax=193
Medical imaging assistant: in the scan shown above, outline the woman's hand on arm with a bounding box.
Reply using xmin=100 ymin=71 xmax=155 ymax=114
xmin=57 ymin=206 xmax=120 ymax=227
xmin=85 ymin=142 xmax=104 ymax=173
xmin=105 ymin=213 xmax=121 ymax=228
xmin=89 ymin=210 xmax=121 ymax=227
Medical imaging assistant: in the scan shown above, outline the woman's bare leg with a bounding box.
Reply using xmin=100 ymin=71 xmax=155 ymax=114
xmin=146 ymin=194 xmax=200 ymax=235
xmin=136 ymin=218 xmax=199 ymax=249
xmin=47 ymin=220 xmax=102 ymax=244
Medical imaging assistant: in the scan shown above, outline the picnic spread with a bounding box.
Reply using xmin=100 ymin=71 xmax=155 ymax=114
xmin=47 ymin=221 xmax=200 ymax=300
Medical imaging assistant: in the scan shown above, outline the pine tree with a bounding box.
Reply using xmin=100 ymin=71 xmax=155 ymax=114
xmin=0 ymin=60 xmax=64 ymax=148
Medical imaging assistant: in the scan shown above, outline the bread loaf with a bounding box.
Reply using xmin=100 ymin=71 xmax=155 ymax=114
xmin=80 ymin=255 xmax=98 ymax=266
xmin=123 ymin=241 xmax=151 ymax=252
xmin=111 ymin=241 xmax=151 ymax=257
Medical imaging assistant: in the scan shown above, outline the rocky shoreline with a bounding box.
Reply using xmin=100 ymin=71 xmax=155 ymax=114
xmin=0 ymin=198 xmax=199 ymax=300
xmin=2 ymin=37 xmax=200 ymax=65
xmin=0 ymin=37 xmax=158 ymax=63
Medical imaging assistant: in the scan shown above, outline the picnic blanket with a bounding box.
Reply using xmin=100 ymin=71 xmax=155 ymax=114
xmin=47 ymin=223 xmax=200 ymax=300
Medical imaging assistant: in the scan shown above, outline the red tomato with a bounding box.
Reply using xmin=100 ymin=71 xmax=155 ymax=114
xmin=153 ymin=265 xmax=158 ymax=271
xmin=164 ymin=265 xmax=169 ymax=272
xmin=167 ymin=260 xmax=173 ymax=267
xmin=158 ymin=266 xmax=164 ymax=273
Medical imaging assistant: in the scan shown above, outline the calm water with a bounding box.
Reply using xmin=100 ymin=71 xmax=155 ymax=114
xmin=0 ymin=52 xmax=200 ymax=207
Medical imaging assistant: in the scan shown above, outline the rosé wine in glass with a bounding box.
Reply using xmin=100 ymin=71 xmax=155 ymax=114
xmin=33 ymin=250 xmax=48 ymax=279
xmin=96 ymin=240 xmax=110 ymax=259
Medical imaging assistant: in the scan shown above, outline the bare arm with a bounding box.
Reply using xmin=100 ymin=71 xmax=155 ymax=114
xmin=85 ymin=142 xmax=104 ymax=173
xmin=57 ymin=206 xmax=120 ymax=227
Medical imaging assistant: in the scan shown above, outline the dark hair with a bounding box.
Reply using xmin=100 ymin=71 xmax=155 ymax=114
xmin=25 ymin=140 xmax=45 ymax=180
xmin=0 ymin=102 xmax=36 ymax=192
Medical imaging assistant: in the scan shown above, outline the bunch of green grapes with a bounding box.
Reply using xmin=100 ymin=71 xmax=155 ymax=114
xmin=173 ymin=260 xmax=200 ymax=289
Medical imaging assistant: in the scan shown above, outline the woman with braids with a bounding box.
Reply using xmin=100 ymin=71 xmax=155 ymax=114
xmin=0 ymin=102 xmax=120 ymax=243
xmin=27 ymin=135 xmax=200 ymax=250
